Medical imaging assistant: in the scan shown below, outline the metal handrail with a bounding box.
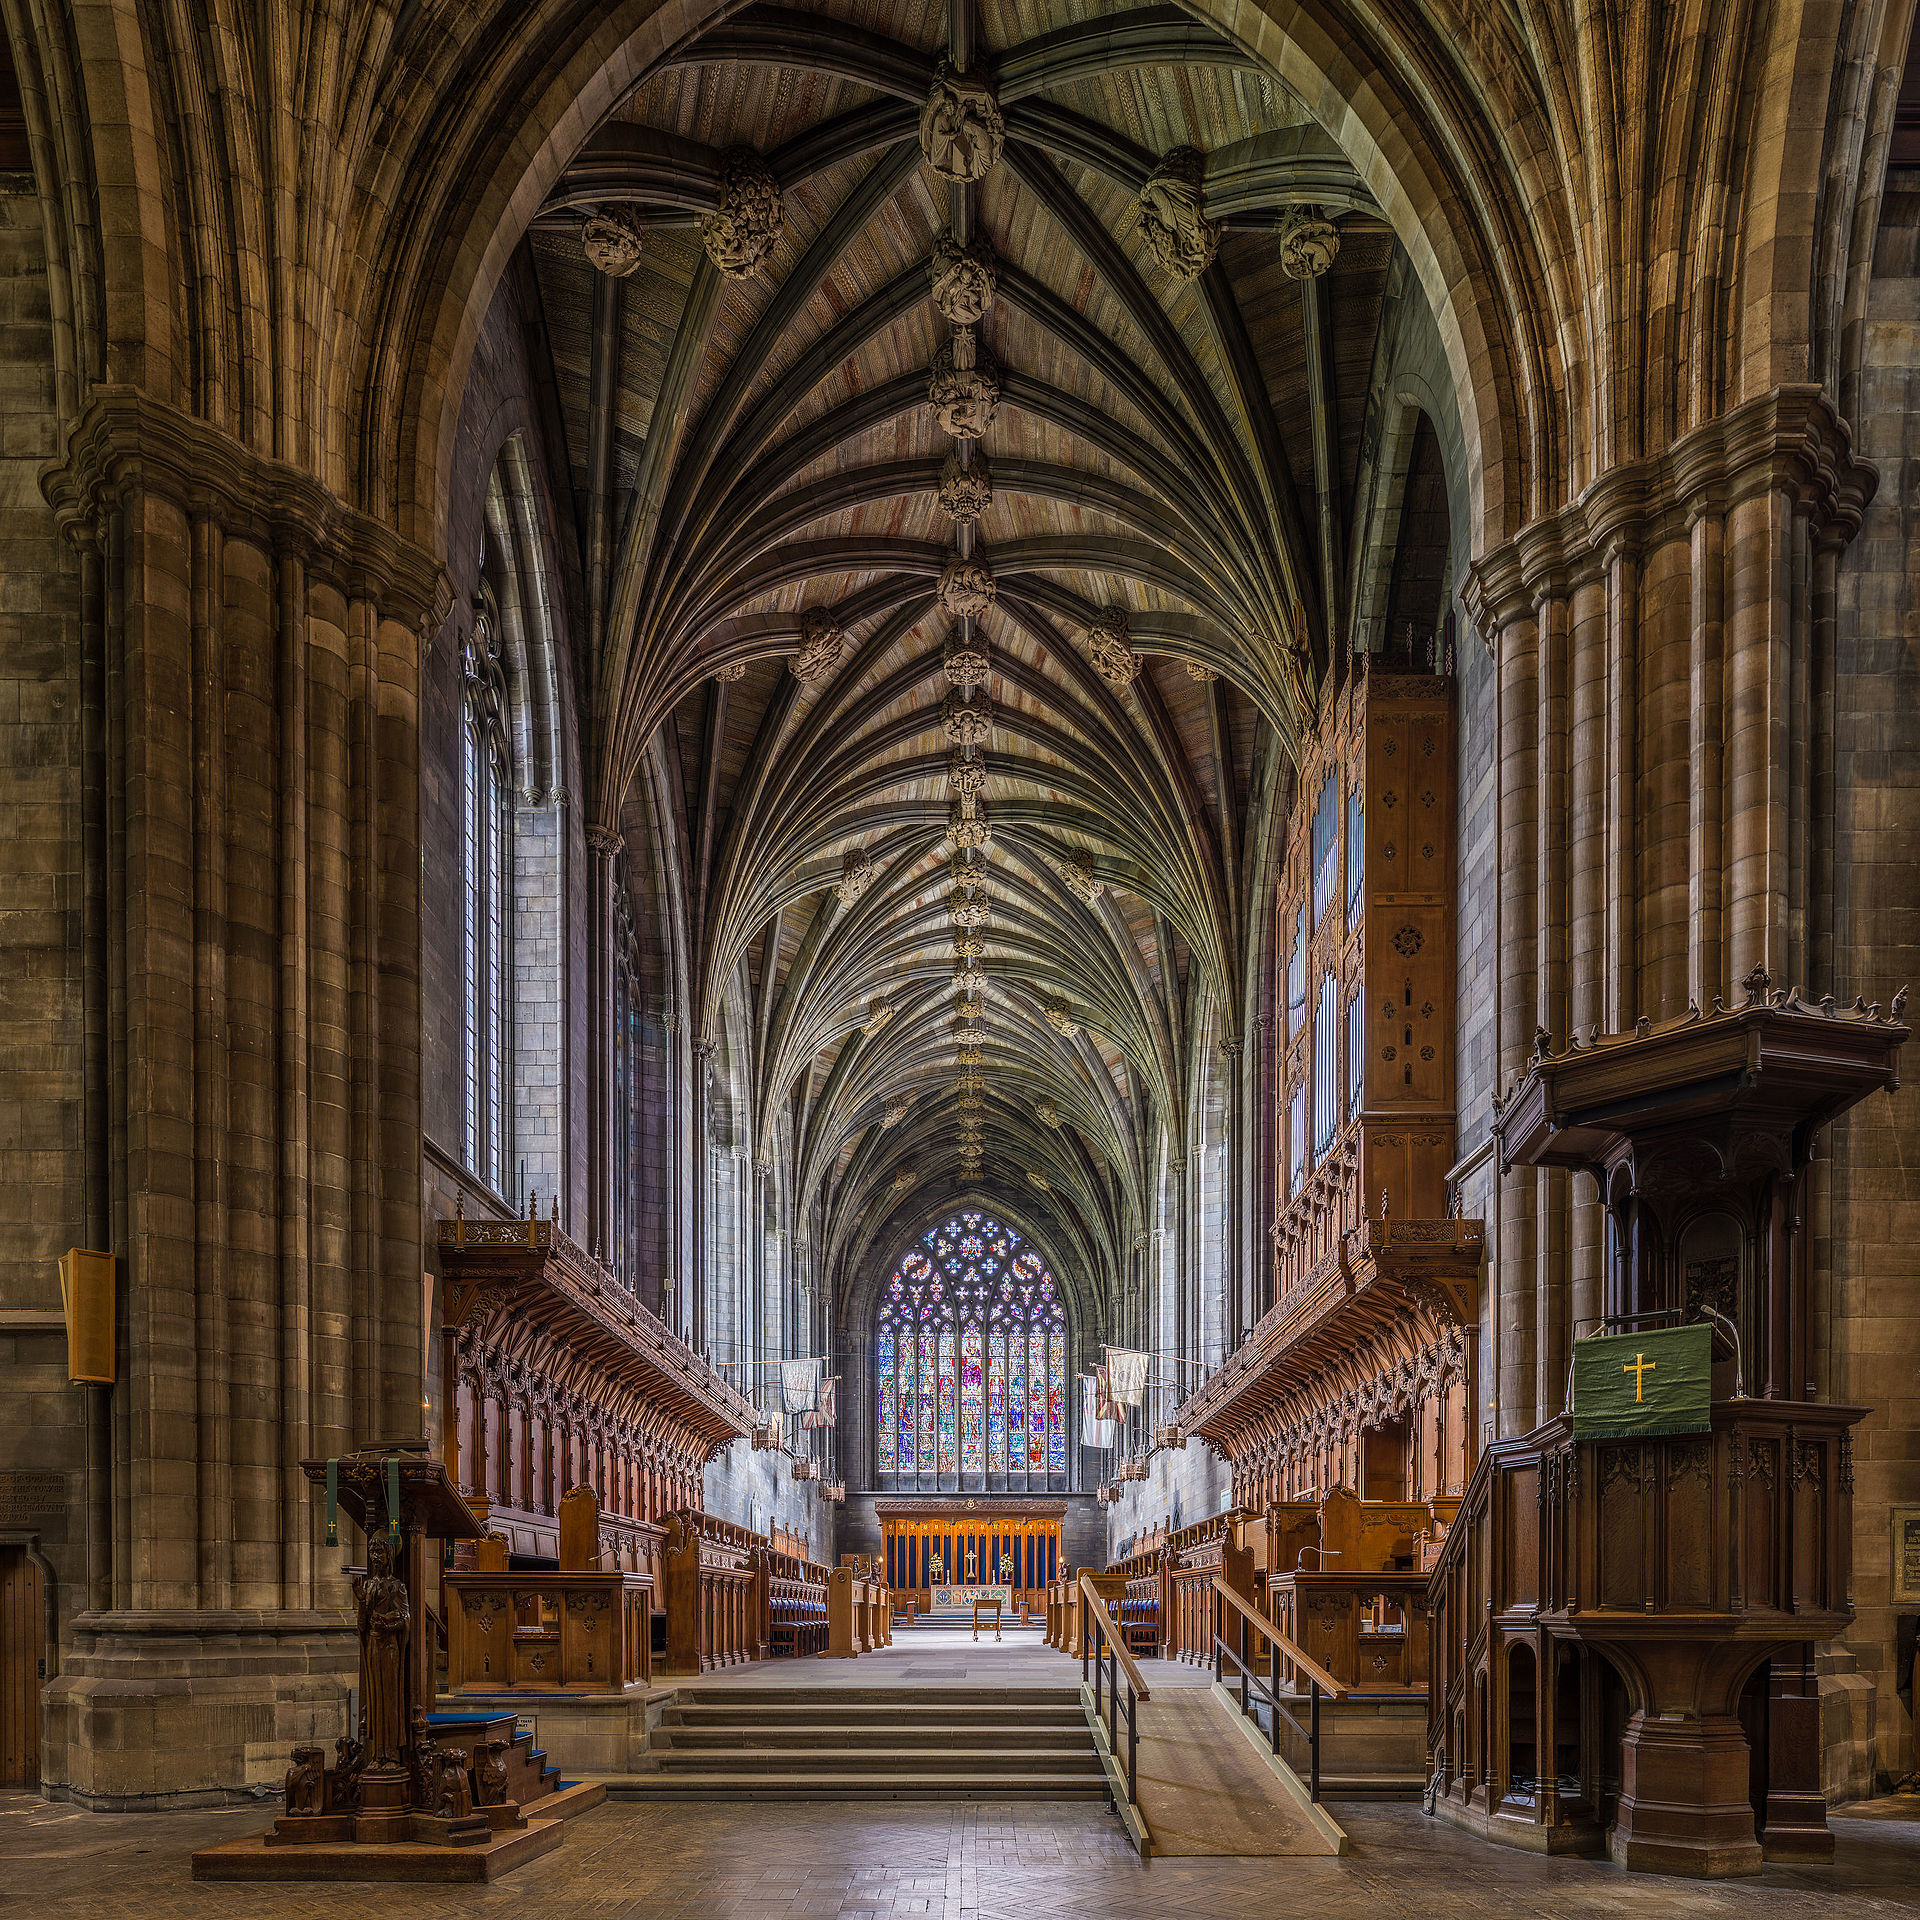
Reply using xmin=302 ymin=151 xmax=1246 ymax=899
xmin=1078 ymin=1574 xmax=1153 ymax=1699
xmin=1078 ymin=1574 xmax=1150 ymax=1816
xmin=1210 ymin=1576 xmax=1347 ymax=1802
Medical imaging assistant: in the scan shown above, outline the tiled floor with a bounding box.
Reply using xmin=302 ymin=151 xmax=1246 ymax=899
xmin=11 ymin=1789 xmax=1920 ymax=1918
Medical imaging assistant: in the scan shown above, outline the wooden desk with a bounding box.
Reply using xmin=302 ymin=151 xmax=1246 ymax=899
xmin=972 ymin=1597 xmax=1002 ymax=1642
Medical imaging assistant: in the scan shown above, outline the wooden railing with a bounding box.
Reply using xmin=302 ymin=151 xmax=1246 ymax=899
xmin=1212 ymin=1576 xmax=1347 ymax=1801
xmin=443 ymin=1571 xmax=654 ymax=1692
xmin=1079 ymin=1572 xmax=1151 ymax=1814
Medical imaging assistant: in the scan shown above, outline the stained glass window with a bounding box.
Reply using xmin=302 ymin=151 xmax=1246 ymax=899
xmin=877 ymin=1325 xmax=896 ymax=1474
xmin=874 ymin=1213 xmax=1070 ymax=1488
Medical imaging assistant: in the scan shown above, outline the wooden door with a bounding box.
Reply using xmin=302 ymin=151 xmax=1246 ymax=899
xmin=0 ymin=1548 xmax=41 ymax=1787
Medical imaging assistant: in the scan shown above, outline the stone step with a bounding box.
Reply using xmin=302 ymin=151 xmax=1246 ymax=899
xmin=603 ymin=1770 xmax=1111 ymax=1802
xmin=665 ymin=1702 xmax=1085 ymax=1728
xmin=669 ymin=1686 xmax=1082 ymax=1707
xmin=657 ymin=1722 xmax=1086 ymax=1750
xmin=650 ymin=1745 xmax=1103 ymax=1777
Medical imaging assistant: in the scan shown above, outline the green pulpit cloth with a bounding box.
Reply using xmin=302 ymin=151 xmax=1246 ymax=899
xmin=1571 ymin=1324 xmax=1712 ymax=1438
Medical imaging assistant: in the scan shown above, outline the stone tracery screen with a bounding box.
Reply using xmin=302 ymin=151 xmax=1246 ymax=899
xmin=875 ymin=1213 xmax=1068 ymax=1491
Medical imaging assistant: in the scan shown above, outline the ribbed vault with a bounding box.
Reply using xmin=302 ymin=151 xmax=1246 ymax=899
xmin=524 ymin=0 xmax=1438 ymax=1329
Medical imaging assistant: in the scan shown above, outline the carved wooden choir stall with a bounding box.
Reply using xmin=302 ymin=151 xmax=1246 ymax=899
xmin=192 ymin=1440 xmax=596 ymax=1883
xmin=1428 ymin=982 xmax=1906 ymax=1876
xmin=437 ymin=1203 xmax=755 ymax=1576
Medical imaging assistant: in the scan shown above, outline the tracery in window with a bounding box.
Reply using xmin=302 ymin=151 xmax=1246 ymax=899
xmin=875 ymin=1213 xmax=1069 ymax=1489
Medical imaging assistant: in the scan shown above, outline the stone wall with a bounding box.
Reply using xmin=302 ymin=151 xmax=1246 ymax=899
xmin=0 ymin=160 xmax=92 ymax=1652
xmin=1828 ymin=169 xmax=1920 ymax=1793
xmin=1104 ymin=1442 xmax=1232 ymax=1562
xmin=704 ymin=1440 xmax=830 ymax=1566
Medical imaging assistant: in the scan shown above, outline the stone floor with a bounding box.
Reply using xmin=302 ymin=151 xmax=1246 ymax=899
xmin=676 ymin=1621 xmax=1217 ymax=1690
xmin=9 ymin=1788 xmax=1920 ymax=1918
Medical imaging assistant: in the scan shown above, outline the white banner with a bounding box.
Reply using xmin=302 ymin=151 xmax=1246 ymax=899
xmin=1105 ymin=1347 xmax=1150 ymax=1408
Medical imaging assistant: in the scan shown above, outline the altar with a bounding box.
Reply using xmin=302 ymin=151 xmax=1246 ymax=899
xmin=928 ymin=1584 xmax=1012 ymax=1615
xmin=876 ymin=1500 xmax=1064 ymax=1619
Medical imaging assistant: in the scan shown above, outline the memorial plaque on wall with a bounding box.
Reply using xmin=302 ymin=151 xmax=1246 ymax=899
xmin=0 ymin=1470 xmax=67 ymax=1538
xmin=1893 ymin=1507 xmax=1920 ymax=1607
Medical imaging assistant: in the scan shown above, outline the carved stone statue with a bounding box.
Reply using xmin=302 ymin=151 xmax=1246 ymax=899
xmin=1278 ymin=206 xmax=1341 ymax=279
xmin=1061 ymin=857 xmax=1103 ymax=906
xmin=943 ymin=632 xmax=991 ymax=693
xmin=942 ymin=690 xmax=993 ymax=747
xmin=937 ymin=552 xmax=995 ymax=618
xmin=354 ymin=1533 xmax=411 ymax=1768
xmin=947 ymin=884 xmax=990 ymax=928
xmin=834 ymin=849 xmax=875 ymax=909
xmin=283 ymin=1746 xmax=325 ymax=1817
xmin=1137 ymin=148 xmax=1220 ymax=280
xmin=928 ymin=333 xmax=999 ymax=438
xmin=919 ymin=60 xmax=1005 ymax=182
xmin=1082 ymin=607 xmax=1139 ymax=690
xmin=475 ymin=1740 xmax=511 ymax=1809
xmin=700 ymin=149 xmax=783 ymax=279
xmin=947 ymin=750 xmax=986 ymax=798
xmin=930 ymin=230 xmax=998 ymax=324
xmin=792 ymin=608 xmax=847 ymax=684
xmin=948 ymin=797 xmax=991 ymax=849
xmin=582 ymin=208 xmax=646 ymax=277
xmin=937 ymin=450 xmax=993 ymax=525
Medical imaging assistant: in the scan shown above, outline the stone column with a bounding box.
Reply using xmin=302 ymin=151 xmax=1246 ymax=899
xmin=37 ymin=392 xmax=443 ymax=1808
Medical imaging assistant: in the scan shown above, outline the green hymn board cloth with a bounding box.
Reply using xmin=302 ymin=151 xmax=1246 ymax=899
xmin=1571 ymin=1324 xmax=1712 ymax=1439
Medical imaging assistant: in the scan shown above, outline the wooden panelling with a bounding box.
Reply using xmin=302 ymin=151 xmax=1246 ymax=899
xmin=0 ymin=1549 xmax=39 ymax=1788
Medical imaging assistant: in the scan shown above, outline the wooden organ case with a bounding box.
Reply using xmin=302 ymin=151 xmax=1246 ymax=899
xmin=1184 ymin=663 xmax=1482 ymax=1514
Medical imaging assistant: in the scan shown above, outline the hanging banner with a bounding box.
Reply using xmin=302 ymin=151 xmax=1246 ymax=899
xmin=1105 ymin=1347 xmax=1150 ymax=1408
xmin=803 ymin=1376 xmax=838 ymax=1430
xmin=782 ymin=1357 xmax=821 ymax=1414
xmin=1080 ymin=1374 xmax=1118 ymax=1448
xmin=1095 ymin=1363 xmax=1123 ymax=1424
xmin=1571 ymin=1324 xmax=1712 ymax=1439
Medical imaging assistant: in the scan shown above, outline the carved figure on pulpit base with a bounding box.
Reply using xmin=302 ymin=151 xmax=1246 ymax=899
xmin=355 ymin=1534 xmax=411 ymax=1768
xmin=476 ymin=1740 xmax=511 ymax=1809
xmin=283 ymin=1747 xmax=325 ymax=1817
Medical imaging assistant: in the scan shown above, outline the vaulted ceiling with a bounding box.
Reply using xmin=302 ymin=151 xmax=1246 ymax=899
xmin=516 ymin=0 xmax=1432 ymax=1314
